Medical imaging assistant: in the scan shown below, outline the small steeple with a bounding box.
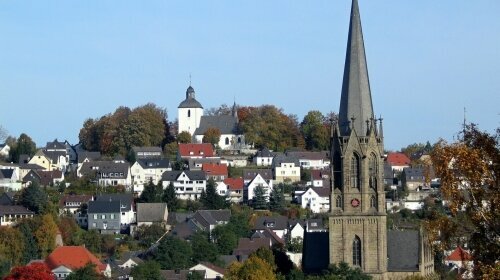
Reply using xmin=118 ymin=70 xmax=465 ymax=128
xmin=186 ymin=86 xmax=195 ymax=99
xmin=378 ymin=116 xmax=384 ymax=138
xmin=338 ymin=0 xmax=375 ymax=136
xmin=232 ymin=101 xmax=239 ymax=122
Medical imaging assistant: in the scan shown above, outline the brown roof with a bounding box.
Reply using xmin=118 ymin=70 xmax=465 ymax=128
xmin=386 ymin=153 xmax=411 ymax=166
xmin=223 ymin=177 xmax=244 ymax=191
xmin=59 ymin=194 xmax=93 ymax=208
xmin=198 ymin=262 xmax=225 ymax=275
xmin=308 ymin=187 xmax=330 ymax=197
xmin=232 ymin=237 xmax=271 ymax=256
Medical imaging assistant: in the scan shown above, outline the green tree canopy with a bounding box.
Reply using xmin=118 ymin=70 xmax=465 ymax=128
xmin=79 ymin=103 xmax=168 ymax=156
xmin=240 ymin=105 xmax=303 ymax=152
xmin=65 ymin=263 xmax=102 ymax=280
xmin=20 ymin=181 xmax=48 ymax=214
xmin=190 ymin=232 xmax=219 ymax=264
xmin=139 ymin=180 xmax=163 ymax=203
xmin=9 ymin=133 xmax=37 ymax=163
xmin=200 ymin=178 xmax=228 ymax=210
xmin=300 ymin=110 xmax=330 ymax=151
xmin=154 ymin=236 xmax=193 ymax=269
xmin=162 ymin=182 xmax=179 ymax=212
xmin=177 ymin=131 xmax=192 ymax=144
xmin=211 ymin=225 xmax=238 ymax=255
xmin=202 ymin=127 xmax=221 ymax=146
xmin=130 ymin=261 xmax=162 ymax=280
xmin=269 ymin=185 xmax=285 ymax=212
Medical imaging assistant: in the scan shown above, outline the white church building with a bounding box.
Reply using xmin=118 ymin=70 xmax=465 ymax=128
xmin=178 ymin=85 xmax=246 ymax=150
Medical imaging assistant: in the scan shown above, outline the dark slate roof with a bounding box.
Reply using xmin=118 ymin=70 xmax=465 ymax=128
xmin=387 ymin=230 xmax=420 ymax=272
xmin=161 ymin=170 xmax=206 ymax=181
xmin=253 ymin=216 xmax=288 ymax=231
xmin=44 ymin=151 xmax=67 ymax=163
xmin=136 ymin=203 xmax=168 ymax=223
xmin=306 ymin=219 xmax=325 ymax=231
xmin=167 ymin=212 xmax=194 ymax=225
xmin=38 ymin=170 xmax=63 ymax=186
xmin=308 ymin=187 xmax=331 ymax=198
xmin=0 ymin=192 xmax=16 ymax=206
xmin=46 ymin=139 xmax=66 ymax=150
xmin=191 ymin=210 xmax=231 ymax=230
xmin=338 ymin=0 xmax=375 ymax=136
xmin=286 ymin=151 xmax=329 ymax=161
xmin=243 ymin=169 xmax=273 ymax=181
xmin=0 ymin=169 xmax=14 ymax=179
xmin=273 ymin=155 xmax=300 ymax=166
xmin=136 ymin=158 xmax=171 ymax=169
xmin=252 ymin=228 xmax=285 ymax=246
xmin=80 ymin=161 xmax=130 ymax=178
xmin=0 ymin=205 xmax=34 ymax=215
xmin=255 ymin=147 xmax=273 ymax=158
xmin=383 ymin=162 xmax=394 ymax=180
xmin=77 ymin=151 xmax=101 ymax=163
xmin=132 ymin=146 xmax=162 ymax=153
xmin=88 ymin=200 xmax=121 ymax=214
xmin=59 ymin=194 xmax=93 ymax=208
xmin=18 ymin=154 xmax=30 ymax=164
xmin=178 ymin=86 xmax=203 ymax=109
xmin=194 ymin=115 xmax=239 ymax=135
xmin=233 ymin=237 xmax=271 ymax=256
xmin=23 ymin=170 xmax=41 ymax=182
xmin=160 ymin=269 xmax=205 ymax=280
xmin=302 ymin=231 xmax=330 ymax=274
xmin=19 ymin=163 xmax=45 ymax=170
xmin=95 ymin=194 xmax=134 ymax=212
xmin=170 ymin=222 xmax=197 ymax=240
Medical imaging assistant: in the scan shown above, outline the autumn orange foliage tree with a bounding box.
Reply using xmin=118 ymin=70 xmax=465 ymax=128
xmin=4 ymin=262 xmax=53 ymax=280
xmin=429 ymin=124 xmax=499 ymax=278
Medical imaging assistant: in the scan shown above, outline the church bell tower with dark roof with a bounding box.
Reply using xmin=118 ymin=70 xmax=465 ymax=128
xmin=329 ymin=0 xmax=387 ymax=278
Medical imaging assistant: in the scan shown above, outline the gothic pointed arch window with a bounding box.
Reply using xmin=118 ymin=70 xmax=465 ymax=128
xmin=370 ymin=195 xmax=377 ymax=208
xmin=369 ymin=153 xmax=378 ymax=189
xmin=335 ymin=195 xmax=343 ymax=208
xmin=187 ymin=110 xmax=191 ymax=118
xmin=353 ymin=235 xmax=362 ymax=266
xmin=225 ymin=137 xmax=230 ymax=145
xmin=333 ymin=152 xmax=342 ymax=189
xmin=350 ymin=154 xmax=360 ymax=189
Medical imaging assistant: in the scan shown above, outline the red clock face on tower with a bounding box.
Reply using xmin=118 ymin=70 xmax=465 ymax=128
xmin=351 ymin=198 xmax=360 ymax=207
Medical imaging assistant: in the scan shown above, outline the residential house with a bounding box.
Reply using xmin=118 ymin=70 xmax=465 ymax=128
xmin=0 ymin=205 xmax=34 ymax=226
xmin=58 ymin=194 xmax=93 ymax=215
xmin=251 ymin=228 xmax=285 ymax=247
xmin=131 ymin=158 xmax=172 ymax=195
xmin=253 ymin=215 xmax=289 ymax=239
xmin=177 ymin=143 xmax=215 ymax=160
xmin=0 ymin=143 xmax=10 ymax=159
xmin=286 ymin=151 xmax=330 ymax=170
xmin=224 ymin=177 xmax=244 ymax=203
xmin=136 ymin=203 xmax=168 ymax=227
xmin=132 ymin=146 xmax=163 ymax=159
xmin=220 ymin=155 xmax=248 ymax=167
xmin=87 ymin=200 xmax=122 ymax=234
xmin=78 ymin=161 xmax=132 ymax=189
xmin=189 ymin=209 xmax=231 ymax=233
xmin=188 ymin=157 xmax=221 ymax=171
xmin=401 ymin=167 xmax=434 ymax=191
xmin=253 ymin=147 xmax=274 ymax=166
xmin=190 ymin=262 xmax=225 ymax=279
xmin=45 ymin=246 xmax=111 ymax=279
xmin=202 ymin=163 xmax=228 ymax=182
xmin=161 ymin=170 xmax=207 ymax=200
xmin=386 ymin=152 xmax=411 ymax=172
xmin=273 ymin=155 xmax=301 ymax=183
xmin=308 ymin=169 xmax=329 ymax=187
xmin=0 ymin=192 xmax=16 ymax=206
xmin=215 ymin=181 xmax=228 ymax=196
xmin=243 ymin=169 xmax=273 ymax=203
xmin=0 ymin=168 xmax=21 ymax=191
xmin=305 ymin=219 xmax=327 ymax=232
xmin=111 ymin=251 xmax=144 ymax=280
xmin=28 ymin=150 xmax=53 ymax=171
xmin=95 ymin=194 xmax=135 ymax=225
xmin=18 ymin=163 xmax=46 ymax=180
xmin=384 ymin=162 xmax=396 ymax=187
xmin=44 ymin=139 xmax=70 ymax=171
xmin=76 ymin=151 xmax=101 ymax=169
xmin=445 ymin=246 xmax=473 ymax=274
xmin=297 ymin=187 xmax=330 ymax=213
xmin=233 ymin=237 xmax=271 ymax=258
xmin=288 ymin=219 xmax=306 ymax=241
xmin=38 ymin=170 xmax=64 ymax=187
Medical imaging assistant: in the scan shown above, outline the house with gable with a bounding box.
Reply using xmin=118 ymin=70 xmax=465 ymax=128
xmin=0 ymin=168 xmax=21 ymax=190
xmin=189 ymin=209 xmax=231 ymax=233
xmin=59 ymin=194 xmax=93 ymax=215
xmin=136 ymin=202 xmax=168 ymax=228
xmin=0 ymin=205 xmax=34 ymax=226
xmin=78 ymin=160 xmax=132 ymax=188
xmin=38 ymin=170 xmax=64 ymax=187
xmin=286 ymin=151 xmax=330 ymax=170
xmin=243 ymin=169 xmax=273 ymax=203
xmin=95 ymin=193 xmax=135 ymax=226
xmin=272 ymin=155 xmax=301 ymax=183
xmin=202 ymin=163 xmax=228 ymax=182
xmin=224 ymin=177 xmax=244 ymax=203
xmin=386 ymin=152 xmax=411 ymax=172
xmin=76 ymin=151 xmax=101 ymax=169
xmin=308 ymin=169 xmax=329 ymax=187
xmin=177 ymin=143 xmax=215 ymax=160
xmin=46 ymin=246 xmax=111 ymax=279
xmin=253 ymin=147 xmax=274 ymax=166
xmin=130 ymin=158 xmax=172 ymax=195
xmin=87 ymin=200 xmax=122 ymax=234
xmin=161 ymin=170 xmax=207 ymax=200
xmin=44 ymin=139 xmax=70 ymax=172
xmin=28 ymin=150 xmax=54 ymax=171
xmin=188 ymin=157 xmax=222 ymax=171
xmin=445 ymin=246 xmax=473 ymax=275
xmin=0 ymin=143 xmax=10 ymax=159
xmin=190 ymin=262 xmax=225 ymax=280
xmin=297 ymin=187 xmax=330 ymax=213
xmin=253 ymin=215 xmax=289 ymax=239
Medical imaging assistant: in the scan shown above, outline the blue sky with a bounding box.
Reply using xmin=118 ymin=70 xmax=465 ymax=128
xmin=1 ymin=0 xmax=499 ymax=151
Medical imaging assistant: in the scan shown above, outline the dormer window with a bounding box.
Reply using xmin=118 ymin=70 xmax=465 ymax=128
xmin=266 ymin=222 xmax=275 ymax=227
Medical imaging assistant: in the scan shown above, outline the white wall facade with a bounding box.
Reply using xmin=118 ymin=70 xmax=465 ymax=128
xmin=178 ymin=107 xmax=203 ymax=137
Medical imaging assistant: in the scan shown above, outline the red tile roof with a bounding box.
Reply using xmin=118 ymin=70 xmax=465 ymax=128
xmin=224 ymin=177 xmax=244 ymax=191
xmin=386 ymin=153 xmax=411 ymax=166
xmin=178 ymin=143 xmax=215 ymax=158
xmin=45 ymin=246 xmax=106 ymax=273
xmin=446 ymin=247 xmax=472 ymax=261
xmin=202 ymin=163 xmax=228 ymax=176
xmin=58 ymin=194 xmax=93 ymax=208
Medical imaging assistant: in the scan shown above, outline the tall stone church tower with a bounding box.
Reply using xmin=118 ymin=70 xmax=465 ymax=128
xmin=329 ymin=0 xmax=387 ymax=279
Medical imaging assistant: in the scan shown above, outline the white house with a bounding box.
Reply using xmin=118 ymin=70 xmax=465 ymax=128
xmin=189 ymin=262 xmax=225 ymax=279
xmin=288 ymin=220 xmax=305 ymax=241
xmin=95 ymin=194 xmax=136 ymax=226
xmin=286 ymin=151 xmax=330 ymax=170
xmin=161 ymin=170 xmax=207 ymax=200
xmin=78 ymin=161 xmax=132 ymax=189
xmin=0 ymin=168 xmax=21 ymax=191
xmin=243 ymin=169 xmax=273 ymax=202
xmin=216 ymin=181 xmax=228 ymax=196
xmin=253 ymin=147 xmax=274 ymax=166
xmin=0 ymin=205 xmax=34 ymax=226
xmin=298 ymin=187 xmax=330 ymax=213
xmin=0 ymin=144 xmax=10 ymax=159
xmin=131 ymin=158 xmax=172 ymax=195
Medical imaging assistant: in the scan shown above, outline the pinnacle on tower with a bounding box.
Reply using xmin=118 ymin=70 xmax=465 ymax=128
xmin=338 ymin=0 xmax=375 ymax=136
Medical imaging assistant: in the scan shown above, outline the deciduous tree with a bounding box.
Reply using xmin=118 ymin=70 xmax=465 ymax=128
xmin=34 ymin=214 xmax=58 ymax=258
xmin=154 ymin=236 xmax=193 ymax=269
xmin=300 ymin=110 xmax=330 ymax=151
xmin=177 ymin=131 xmax=192 ymax=144
xmin=190 ymin=232 xmax=219 ymax=264
xmin=130 ymin=261 xmax=162 ymax=280
xmin=226 ymin=255 xmax=276 ymax=280
xmin=202 ymin=127 xmax=221 ymax=146
xmin=9 ymin=133 xmax=37 ymax=163
xmin=4 ymin=262 xmax=53 ymax=280
xmin=0 ymin=227 xmax=24 ymax=267
xmin=428 ymin=124 xmax=500 ymax=278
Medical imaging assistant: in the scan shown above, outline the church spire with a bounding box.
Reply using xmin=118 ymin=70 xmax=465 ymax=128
xmin=338 ymin=0 xmax=374 ymax=136
xmin=232 ymin=101 xmax=238 ymax=122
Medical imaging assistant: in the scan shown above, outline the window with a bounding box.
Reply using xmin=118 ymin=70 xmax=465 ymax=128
xmin=370 ymin=195 xmax=377 ymax=208
xmin=111 ymin=214 xmax=115 ymax=219
xmin=188 ymin=110 xmax=191 ymax=117
xmin=336 ymin=195 xmax=342 ymax=208
xmin=225 ymin=137 xmax=230 ymax=145
xmin=369 ymin=153 xmax=378 ymax=189
xmin=101 ymin=214 xmax=106 ymax=219
xmin=350 ymin=154 xmax=360 ymax=189
xmin=238 ymin=137 xmax=241 ymax=143
xmin=93 ymin=214 xmax=97 ymax=219
xmin=353 ymin=236 xmax=362 ymax=266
